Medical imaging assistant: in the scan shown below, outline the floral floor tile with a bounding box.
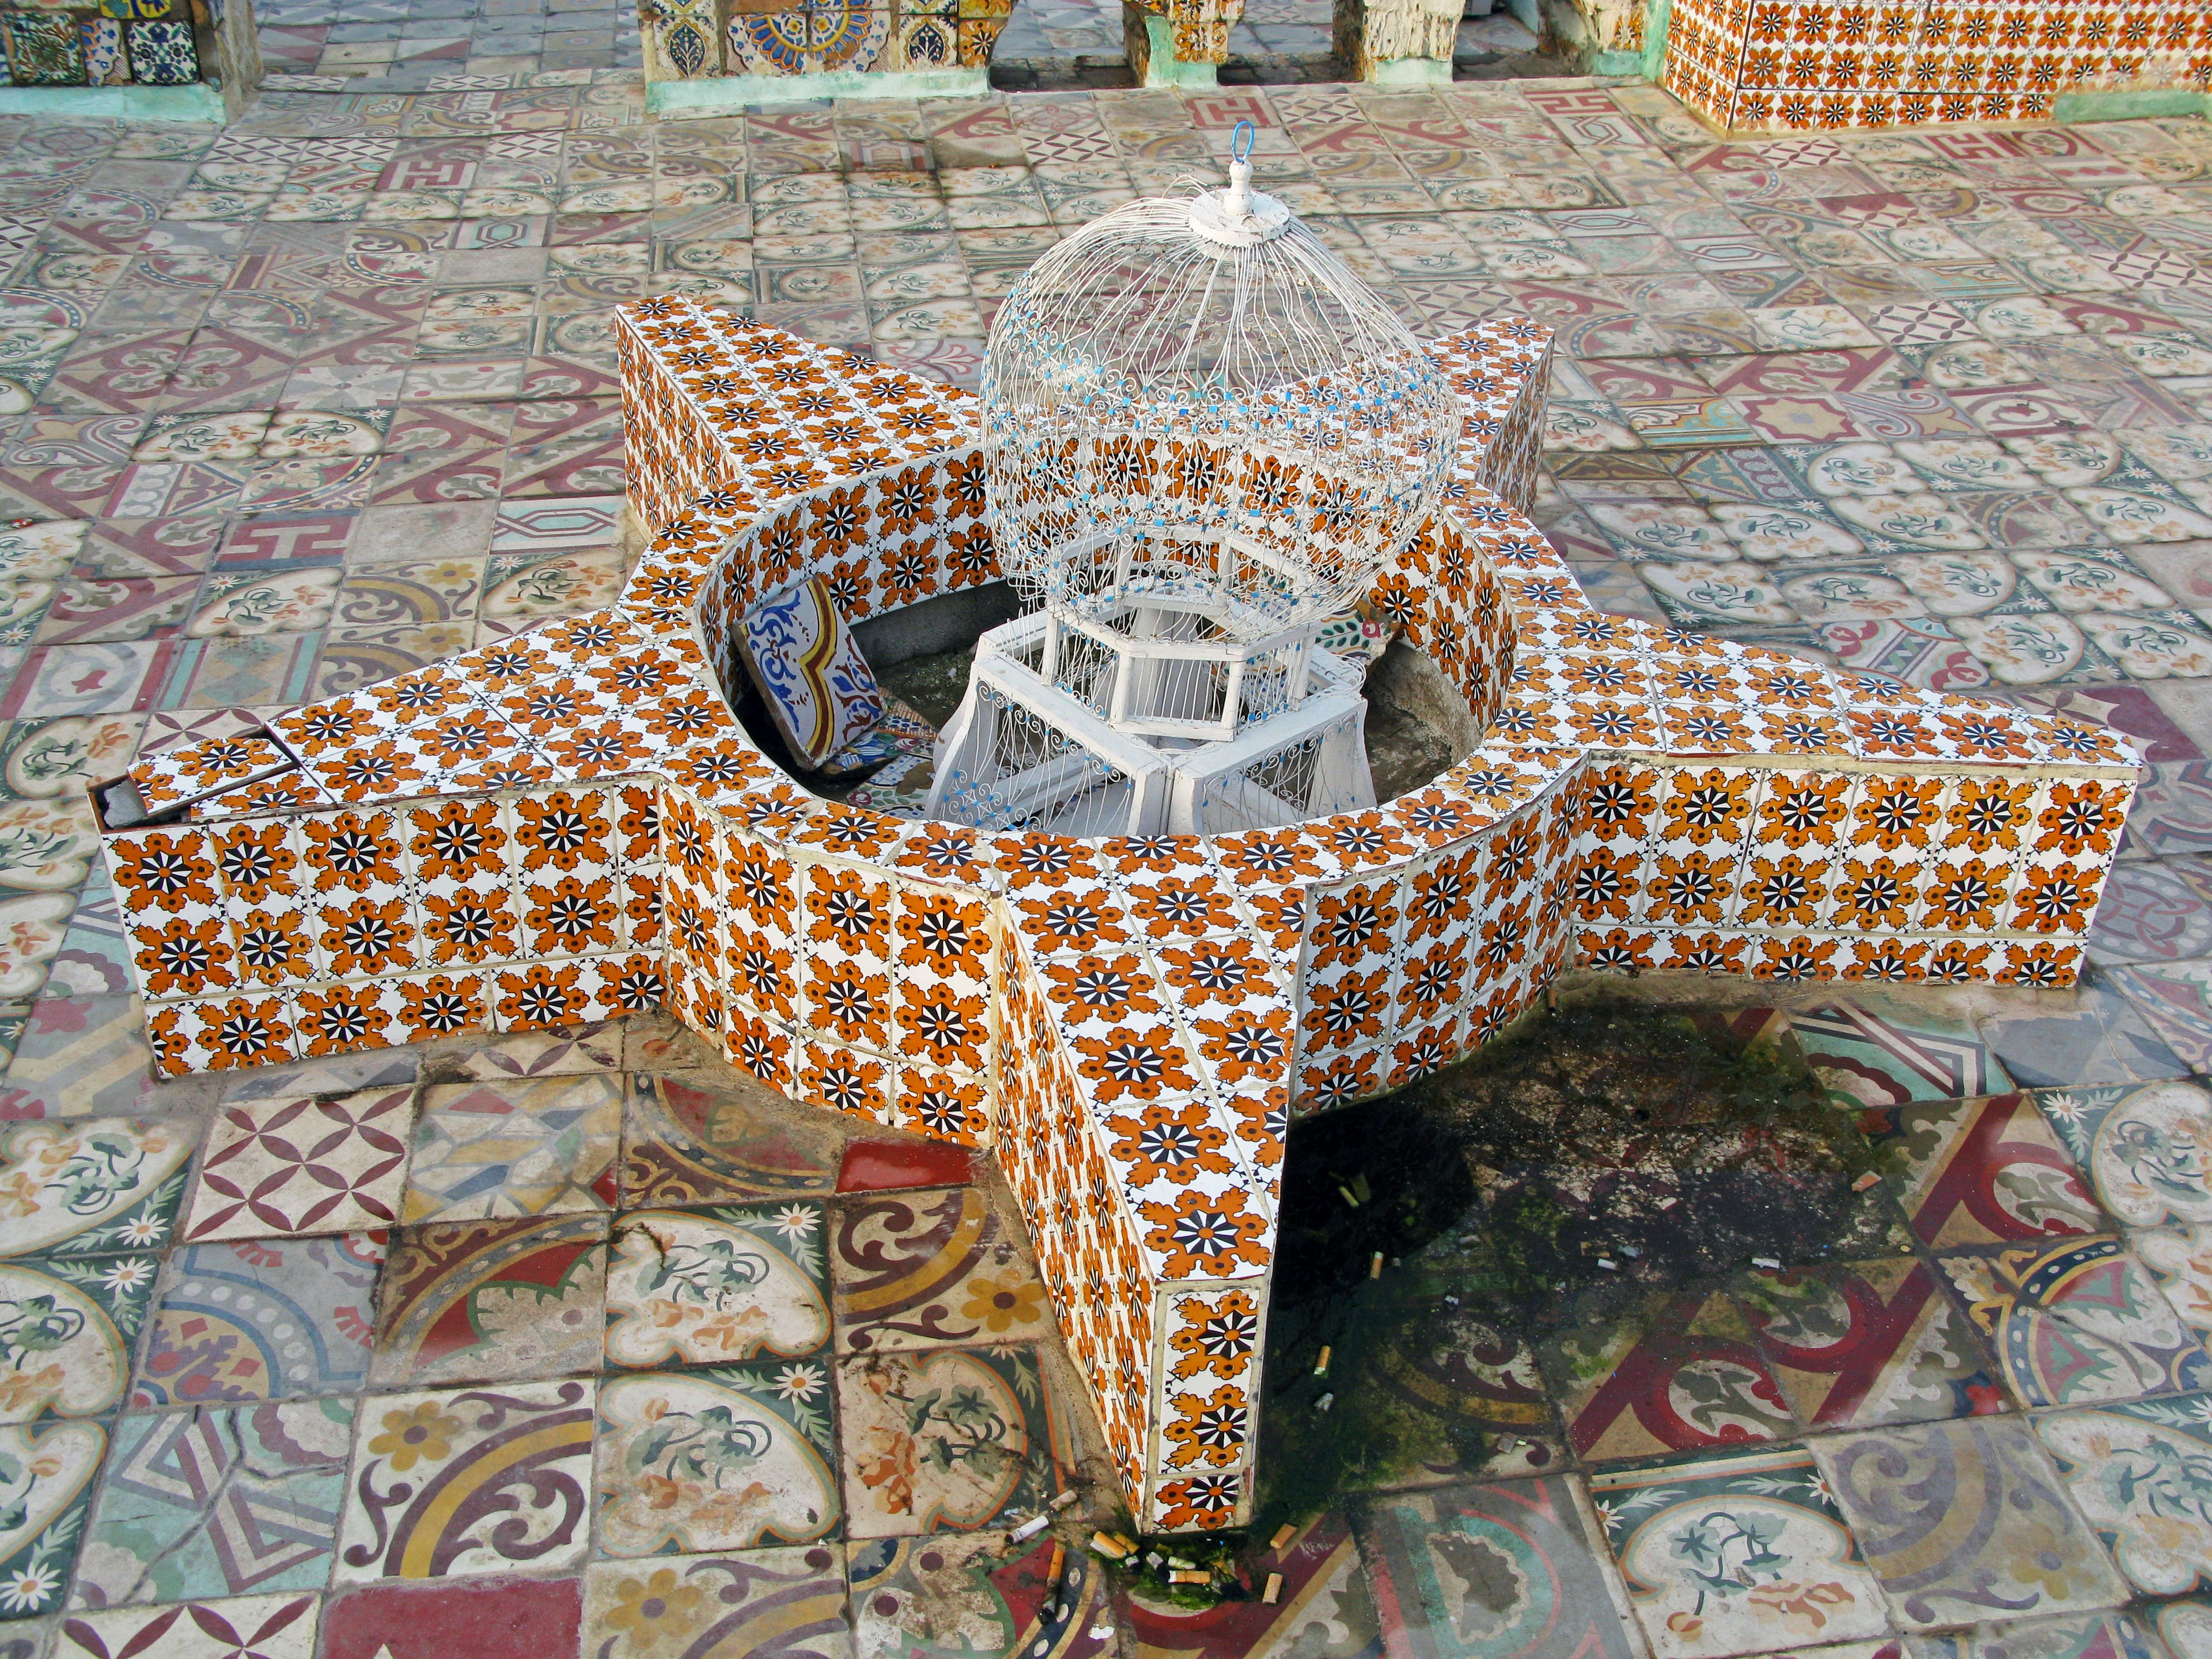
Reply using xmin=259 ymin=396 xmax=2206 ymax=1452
xmin=1864 ymin=1093 xmax=2104 ymax=1248
xmin=605 ymin=1203 xmax=829 ymax=1370
xmin=851 ymin=1531 xmax=1113 ymax=1659
xmin=370 ymin=1214 xmax=607 ymax=1387
xmin=0 ymin=1254 xmax=156 ymax=1424
xmin=334 ymin=1380 xmax=593 ymax=1584
xmin=134 ymin=1236 xmax=385 ymax=1406
xmin=0 ymin=1120 xmax=190 ymax=1258
xmin=1589 ymin=1447 xmax=1891 ymax=1659
xmin=1351 ymin=1297 xmax=1565 ymax=1491
xmin=71 ymin=1400 xmax=351 ymax=1609
xmin=582 ymin=1546 xmax=849 ymax=1659
xmin=402 ymin=1074 xmax=623 ymax=1224
xmin=1912 ymin=1610 xmax=2165 ymax=1659
xmin=1790 ymin=1000 xmax=2013 ymax=1107
xmin=1817 ymin=1416 xmax=2125 ymax=1630
xmin=1942 ymin=1236 xmax=2212 ymax=1406
xmin=2156 ymin=1599 xmax=2212 ymax=1659
xmin=2035 ymin=1080 xmax=2212 ymax=1230
xmin=835 ymin=1345 xmax=1065 ymax=1540
xmin=1543 ymin=1291 xmax=1796 ymax=1461
xmin=2038 ymin=1392 xmax=2212 ymax=1597
xmin=182 ymin=1088 xmax=413 ymax=1242
xmin=1736 ymin=1259 xmax=2005 ymax=1427
xmin=318 ymin=1577 xmax=581 ymax=1659
xmin=1353 ymin=1478 xmax=1635 ymax=1659
xmin=619 ymin=1074 xmax=839 ymax=1208
xmin=54 ymin=1592 xmax=319 ymax=1659
xmin=0 ymin=1419 xmax=102 ymax=1620
xmin=596 ymin=1358 xmax=840 ymax=1556
xmin=829 ymin=1187 xmax=1050 ymax=1356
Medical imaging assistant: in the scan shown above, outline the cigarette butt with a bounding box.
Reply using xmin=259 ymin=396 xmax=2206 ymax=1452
xmin=1263 ymin=1573 xmax=1284 ymax=1605
xmin=1168 ymin=1570 xmax=1209 ymax=1585
xmin=1369 ymin=1252 xmax=1384 ymax=1279
xmin=1316 ymin=1391 xmax=1334 ymax=1412
xmin=1597 ymin=1258 xmax=1617 ymax=1271
xmin=1270 ymin=1523 xmax=1298 ymax=1551
xmin=1853 ymin=1171 xmax=1882 ymax=1191
xmin=1048 ymin=1543 xmax=1066 ymax=1587
xmin=1751 ymin=1256 xmax=1782 ymax=1270
xmin=1011 ymin=1514 xmax=1051 ymax=1542
xmin=1051 ymin=1490 xmax=1080 ymax=1510
xmin=1089 ymin=1532 xmax=1131 ymax=1559
xmin=1314 ymin=1345 xmax=1331 ymax=1376
xmin=1338 ymin=1185 xmax=1360 ymax=1208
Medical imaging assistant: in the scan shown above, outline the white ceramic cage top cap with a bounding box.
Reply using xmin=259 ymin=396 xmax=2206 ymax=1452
xmin=1190 ymin=158 xmax=1293 ymax=248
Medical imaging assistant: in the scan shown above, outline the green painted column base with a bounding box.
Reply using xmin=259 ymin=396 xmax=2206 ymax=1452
xmin=0 ymin=81 xmax=225 ymax=121
xmin=1368 ymin=53 xmax=1449 ymax=84
xmin=2052 ymin=86 xmax=2211 ymax=122
xmin=646 ymin=65 xmax=988 ymax=112
xmin=1138 ymin=15 xmax=1218 ymax=87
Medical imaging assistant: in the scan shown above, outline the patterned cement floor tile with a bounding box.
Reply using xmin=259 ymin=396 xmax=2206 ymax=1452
xmin=2036 ymin=1080 xmax=2212 ymax=1230
xmin=1817 ymin=1416 xmax=2126 ymax=1631
xmin=317 ymin=1577 xmax=582 ymax=1659
xmin=1790 ymin=999 xmax=2014 ymax=1106
xmin=370 ymin=1214 xmax=607 ymax=1387
xmin=424 ymin=1022 xmax=622 ymax=1084
xmin=402 ymin=1074 xmax=622 ymax=1224
xmin=618 ymin=1073 xmax=839 ymax=1208
xmin=1912 ymin=1610 xmax=2168 ymax=1659
xmin=0 ymin=1120 xmax=190 ymax=1259
xmin=1544 ymin=1291 xmax=1796 ymax=1462
xmin=596 ymin=1359 xmax=840 ymax=1557
xmin=183 ymin=1088 xmax=413 ymax=1242
xmin=0 ymin=1253 xmax=156 ymax=1425
xmin=1865 ymin=1093 xmax=2105 ymax=1248
xmin=334 ymin=1381 xmax=593 ymax=1584
xmin=834 ymin=1345 xmax=1064 ymax=1540
xmin=0 ymin=997 xmax=155 ymax=1122
xmin=582 ymin=1546 xmax=849 ymax=1659
xmin=134 ymin=1235 xmax=385 ymax=1406
xmin=71 ymin=1400 xmax=352 ymax=1609
xmin=828 ymin=1186 xmax=1052 ymax=1356
xmin=1353 ymin=1478 xmax=1637 ymax=1659
xmin=0 ymin=1419 xmax=103 ymax=1622
xmin=2037 ymin=1392 xmax=2212 ymax=1597
xmin=850 ymin=1531 xmax=1112 ymax=1659
xmin=604 ymin=1203 xmax=829 ymax=1370
xmin=1589 ymin=1448 xmax=1892 ymax=1659
xmin=1736 ymin=1258 xmax=2005 ymax=1427
xmin=1942 ymin=1235 xmax=2212 ymax=1407
xmin=54 ymin=1593 xmax=319 ymax=1659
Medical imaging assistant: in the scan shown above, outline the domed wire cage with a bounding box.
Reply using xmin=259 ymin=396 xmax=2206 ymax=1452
xmin=927 ymin=124 xmax=1462 ymax=836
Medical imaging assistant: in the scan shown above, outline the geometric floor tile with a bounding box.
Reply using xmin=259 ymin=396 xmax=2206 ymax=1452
xmin=1980 ymin=976 xmax=2191 ymax=1091
xmin=181 ymin=1089 xmax=413 ymax=1243
xmin=1942 ymin=1236 xmax=2212 ymax=1407
xmin=1544 ymin=1291 xmax=1795 ymax=1461
xmin=1817 ymin=1416 xmax=2127 ymax=1630
xmin=429 ymin=1022 xmax=621 ymax=1085
xmin=2108 ymin=960 xmax=2212 ymax=1074
xmin=0 ymin=996 xmax=156 ymax=1122
xmin=1790 ymin=999 xmax=2013 ymax=1105
xmin=0 ymin=1253 xmax=157 ymax=1424
xmin=1867 ymin=1092 xmax=2104 ymax=1248
xmin=0 ymin=1119 xmax=191 ymax=1259
xmin=596 ymin=1360 xmax=840 ymax=1556
xmin=1353 ymin=1478 xmax=1638 ymax=1659
xmin=402 ymin=1075 xmax=622 ymax=1224
xmin=1589 ymin=1446 xmax=1891 ymax=1659
xmin=605 ymin=1203 xmax=829 ymax=1369
xmin=1916 ymin=1611 xmax=2170 ymax=1659
xmin=317 ymin=1577 xmax=582 ymax=1659
xmin=2039 ymin=1393 xmax=2212 ymax=1597
xmin=370 ymin=1215 xmax=607 ymax=1387
xmin=132 ymin=1236 xmax=386 ymax=1406
xmin=828 ymin=1187 xmax=1050 ymax=1355
xmin=70 ymin=1400 xmax=353 ymax=1609
xmin=1736 ymin=1258 xmax=2004 ymax=1427
xmin=583 ymin=1546 xmax=848 ymax=1659
xmin=833 ymin=1345 xmax=1064 ymax=1540
xmin=851 ymin=1531 xmax=1110 ymax=1659
xmin=618 ymin=1074 xmax=838 ymax=1208
xmin=53 ymin=1593 xmax=319 ymax=1659
xmin=0 ymin=1419 xmax=103 ymax=1621
xmin=332 ymin=1381 xmax=593 ymax=1584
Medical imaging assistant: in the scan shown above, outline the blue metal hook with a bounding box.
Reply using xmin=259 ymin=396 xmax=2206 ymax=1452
xmin=1230 ymin=119 xmax=1255 ymax=164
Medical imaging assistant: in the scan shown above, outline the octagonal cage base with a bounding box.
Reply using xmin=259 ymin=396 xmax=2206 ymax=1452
xmin=926 ymin=607 xmax=1375 ymax=836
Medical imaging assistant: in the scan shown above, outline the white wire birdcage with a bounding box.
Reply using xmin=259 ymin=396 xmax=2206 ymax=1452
xmin=928 ymin=124 xmax=1449 ymax=836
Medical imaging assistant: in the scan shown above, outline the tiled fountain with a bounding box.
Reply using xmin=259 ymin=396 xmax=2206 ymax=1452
xmin=98 ymin=285 xmax=2138 ymax=1532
